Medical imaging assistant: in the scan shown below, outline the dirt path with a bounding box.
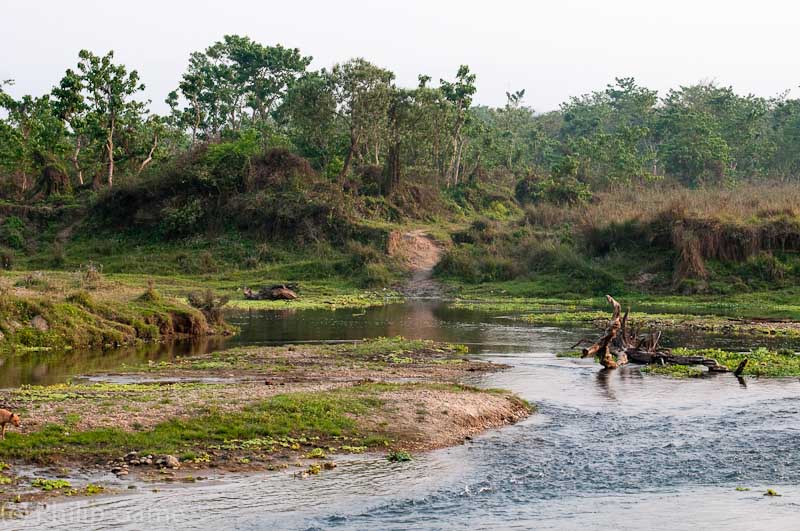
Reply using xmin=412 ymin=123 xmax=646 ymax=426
xmin=388 ymin=229 xmax=445 ymax=298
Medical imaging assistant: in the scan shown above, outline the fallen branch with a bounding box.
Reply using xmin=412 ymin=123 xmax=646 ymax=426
xmin=580 ymin=295 xmax=729 ymax=373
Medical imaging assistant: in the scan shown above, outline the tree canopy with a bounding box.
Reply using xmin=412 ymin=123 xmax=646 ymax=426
xmin=3 ymin=36 xmax=800 ymax=200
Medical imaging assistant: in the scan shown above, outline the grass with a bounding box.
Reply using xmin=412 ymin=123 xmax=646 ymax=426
xmin=672 ymin=347 xmax=800 ymax=377
xmin=450 ymin=280 xmax=800 ymax=321
xmin=640 ymin=364 xmax=705 ymax=378
xmin=0 ymin=279 xmax=214 ymax=353
xmin=120 ymin=337 xmax=472 ymax=377
xmin=0 ymin=387 xmax=383 ymax=461
xmin=0 ymin=380 xmax=528 ymax=463
xmin=31 ymin=478 xmax=71 ymax=491
xmin=637 ymin=347 xmax=800 ymax=377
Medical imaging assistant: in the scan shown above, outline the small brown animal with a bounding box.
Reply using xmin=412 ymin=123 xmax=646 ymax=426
xmin=0 ymin=409 xmax=20 ymax=440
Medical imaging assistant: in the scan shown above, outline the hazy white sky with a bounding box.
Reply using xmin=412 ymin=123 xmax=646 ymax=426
xmin=2 ymin=0 xmax=798 ymax=112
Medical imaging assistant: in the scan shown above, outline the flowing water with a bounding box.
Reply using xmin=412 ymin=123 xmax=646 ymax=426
xmin=6 ymin=302 xmax=800 ymax=530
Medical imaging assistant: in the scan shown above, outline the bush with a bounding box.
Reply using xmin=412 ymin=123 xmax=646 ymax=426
xmin=66 ymin=290 xmax=94 ymax=308
xmin=138 ymin=280 xmax=161 ymax=303
xmin=362 ymin=263 xmax=393 ymax=287
xmin=203 ymin=130 xmax=262 ymax=192
xmin=0 ymin=216 xmax=25 ymax=250
xmin=515 ymin=176 xmax=592 ymax=206
xmin=435 ymin=245 xmax=517 ymax=283
xmin=187 ymin=289 xmax=229 ymax=325
xmin=198 ymin=251 xmax=218 ymax=273
xmin=386 ymin=450 xmax=412 ymax=462
xmin=160 ymin=199 xmax=205 ymax=238
xmin=77 ymin=262 xmax=104 ymax=290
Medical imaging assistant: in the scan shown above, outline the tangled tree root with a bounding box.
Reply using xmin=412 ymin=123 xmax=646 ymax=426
xmin=576 ymin=295 xmax=730 ymax=372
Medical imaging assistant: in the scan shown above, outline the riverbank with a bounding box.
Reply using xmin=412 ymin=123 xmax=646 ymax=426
xmin=0 ymin=269 xmax=401 ymax=354
xmin=0 ymin=337 xmax=531 ymax=509
xmin=0 ymin=273 xmax=224 ymax=353
xmin=445 ymin=280 xmax=800 ymax=340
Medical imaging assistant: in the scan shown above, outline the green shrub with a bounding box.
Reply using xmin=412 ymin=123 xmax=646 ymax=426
xmin=66 ymin=290 xmax=95 ymax=308
xmin=160 ymin=199 xmax=205 ymax=237
xmin=0 ymin=216 xmax=25 ymax=250
xmin=515 ymin=176 xmax=592 ymax=206
xmin=203 ymin=130 xmax=261 ymax=191
xmin=362 ymin=263 xmax=393 ymax=287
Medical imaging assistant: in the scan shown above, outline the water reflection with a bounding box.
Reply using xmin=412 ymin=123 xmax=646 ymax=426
xmin=0 ymin=336 xmax=231 ymax=388
xmin=4 ymin=300 xmax=800 ymax=388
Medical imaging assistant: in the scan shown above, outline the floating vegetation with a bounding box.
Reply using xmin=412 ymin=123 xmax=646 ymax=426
xmin=386 ymin=450 xmax=412 ymax=463
xmin=306 ymin=448 xmax=326 ymax=459
xmin=31 ymin=478 xmax=71 ymax=491
xmin=640 ymin=365 xmax=704 ymax=378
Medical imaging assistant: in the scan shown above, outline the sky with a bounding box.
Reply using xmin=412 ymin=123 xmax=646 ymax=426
xmin=2 ymin=0 xmax=799 ymax=113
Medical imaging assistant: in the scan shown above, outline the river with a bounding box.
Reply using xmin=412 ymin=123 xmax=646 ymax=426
xmin=6 ymin=302 xmax=800 ymax=530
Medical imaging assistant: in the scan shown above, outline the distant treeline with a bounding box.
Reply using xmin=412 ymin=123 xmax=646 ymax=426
xmin=2 ymin=34 xmax=800 ymax=200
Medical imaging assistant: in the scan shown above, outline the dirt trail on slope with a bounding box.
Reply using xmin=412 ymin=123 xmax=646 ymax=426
xmin=388 ymin=229 xmax=446 ymax=298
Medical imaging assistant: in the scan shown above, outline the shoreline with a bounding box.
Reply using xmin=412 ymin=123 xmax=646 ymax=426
xmin=0 ymin=338 xmax=532 ymax=514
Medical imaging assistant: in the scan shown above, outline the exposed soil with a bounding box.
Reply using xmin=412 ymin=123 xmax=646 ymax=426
xmin=388 ymin=230 xmax=446 ymax=298
xmin=360 ymin=387 xmax=529 ymax=451
xmin=6 ymin=342 xmax=507 ymax=433
xmin=0 ymin=340 xmax=531 ymax=507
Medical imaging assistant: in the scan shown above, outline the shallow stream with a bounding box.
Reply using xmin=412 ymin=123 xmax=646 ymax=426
xmin=6 ymin=302 xmax=800 ymax=530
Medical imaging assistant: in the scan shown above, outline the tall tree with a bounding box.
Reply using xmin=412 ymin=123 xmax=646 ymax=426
xmin=329 ymin=58 xmax=394 ymax=180
xmin=171 ymin=35 xmax=311 ymax=139
xmin=75 ymin=50 xmax=146 ymax=187
xmin=440 ymin=65 xmax=477 ymax=186
xmin=52 ymin=69 xmax=89 ymax=185
xmin=281 ymin=71 xmax=339 ymax=169
xmin=0 ymin=82 xmax=68 ymax=193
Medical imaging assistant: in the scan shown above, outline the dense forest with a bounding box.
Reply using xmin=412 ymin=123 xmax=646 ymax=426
xmin=3 ymin=35 xmax=800 ymax=295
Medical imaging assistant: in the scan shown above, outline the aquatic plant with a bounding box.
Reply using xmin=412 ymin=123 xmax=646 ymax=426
xmin=386 ymin=450 xmax=412 ymax=462
xmin=31 ymin=478 xmax=71 ymax=491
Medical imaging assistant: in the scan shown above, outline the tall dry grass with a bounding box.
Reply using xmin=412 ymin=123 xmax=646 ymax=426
xmin=574 ymin=182 xmax=800 ymax=286
xmin=585 ymin=182 xmax=800 ymax=227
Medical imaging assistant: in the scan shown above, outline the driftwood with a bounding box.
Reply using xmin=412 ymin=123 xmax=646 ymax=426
xmin=243 ymin=285 xmax=298 ymax=301
xmin=581 ymin=295 xmax=731 ymax=372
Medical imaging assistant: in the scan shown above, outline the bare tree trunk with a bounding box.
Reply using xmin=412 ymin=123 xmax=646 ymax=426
xmin=453 ymin=136 xmax=465 ymax=186
xmin=339 ymin=130 xmax=359 ymax=182
xmin=191 ymin=96 xmax=201 ymax=146
xmin=137 ymin=132 xmax=159 ymax=175
xmin=106 ymin=121 xmax=115 ymax=188
xmin=72 ymin=137 xmax=84 ymax=186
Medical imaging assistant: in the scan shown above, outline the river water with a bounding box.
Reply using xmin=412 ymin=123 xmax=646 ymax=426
xmin=6 ymin=302 xmax=800 ymax=530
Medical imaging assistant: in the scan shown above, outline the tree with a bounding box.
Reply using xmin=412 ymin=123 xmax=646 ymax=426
xmin=329 ymin=58 xmax=394 ymax=180
xmin=0 ymin=82 xmax=68 ymax=194
xmin=657 ymin=106 xmax=730 ymax=185
xmin=75 ymin=50 xmax=146 ymax=187
xmin=52 ymin=69 xmax=89 ymax=185
xmin=440 ymin=65 xmax=477 ymax=186
xmin=171 ymin=36 xmax=311 ymax=139
xmin=281 ymin=71 xmax=339 ymax=169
